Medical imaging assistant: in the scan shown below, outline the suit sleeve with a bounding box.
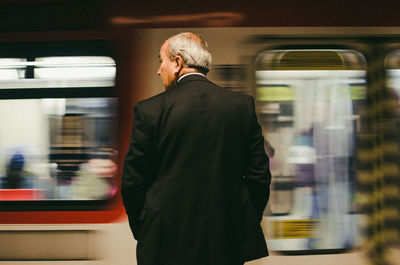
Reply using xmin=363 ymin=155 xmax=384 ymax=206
xmin=121 ymin=103 xmax=152 ymax=238
xmin=244 ymin=96 xmax=272 ymax=221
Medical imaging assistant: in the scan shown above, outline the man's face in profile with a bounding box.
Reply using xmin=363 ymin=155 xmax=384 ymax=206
xmin=157 ymin=41 xmax=179 ymax=90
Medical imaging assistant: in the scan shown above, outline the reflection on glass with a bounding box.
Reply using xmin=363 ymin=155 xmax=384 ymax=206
xmin=256 ymin=50 xmax=366 ymax=251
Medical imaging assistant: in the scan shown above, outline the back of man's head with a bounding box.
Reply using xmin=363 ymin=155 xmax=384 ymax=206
xmin=168 ymin=32 xmax=212 ymax=75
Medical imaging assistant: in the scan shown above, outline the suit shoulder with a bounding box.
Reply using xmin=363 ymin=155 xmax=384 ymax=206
xmin=222 ymin=89 xmax=254 ymax=105
xmin=134 ymin=92 xmax=166 ymax=111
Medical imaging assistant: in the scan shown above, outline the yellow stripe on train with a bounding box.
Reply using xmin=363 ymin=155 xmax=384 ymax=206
xmin=262 ymin=219 xmax=320 ymax=239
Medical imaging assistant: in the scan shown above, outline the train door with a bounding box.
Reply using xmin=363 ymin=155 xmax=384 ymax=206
xmin=254 ymin=46 xmax=367 ymax=253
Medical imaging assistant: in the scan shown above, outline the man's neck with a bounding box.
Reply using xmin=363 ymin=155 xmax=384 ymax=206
xmin=178 ymin=67 xmax=199 ymax=78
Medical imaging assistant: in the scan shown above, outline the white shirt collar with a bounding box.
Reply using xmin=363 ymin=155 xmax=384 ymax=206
xmin=177 ymin=72 xmax=205 ymax=83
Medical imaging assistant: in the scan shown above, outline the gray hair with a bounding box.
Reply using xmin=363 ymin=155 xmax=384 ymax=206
xmin=167 ymin=32 xmax=212 ymax=74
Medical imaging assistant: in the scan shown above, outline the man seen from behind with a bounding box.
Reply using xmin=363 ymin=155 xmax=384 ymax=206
xmin=121 ymin=32 xmax=271 ymax=265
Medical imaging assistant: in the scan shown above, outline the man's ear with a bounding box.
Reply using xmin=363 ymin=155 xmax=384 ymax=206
xmin=175 ymin=56 xmax=183 ymax=68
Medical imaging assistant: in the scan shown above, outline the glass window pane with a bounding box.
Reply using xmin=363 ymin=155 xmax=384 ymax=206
xmin=0 ymin=56 xmax=117 ymax=202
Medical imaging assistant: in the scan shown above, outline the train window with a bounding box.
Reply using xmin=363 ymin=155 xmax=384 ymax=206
xmin=0 ymin=55 xmax=117 ymax=204
xmin=255 ymin=49 xmax=366 ymax=252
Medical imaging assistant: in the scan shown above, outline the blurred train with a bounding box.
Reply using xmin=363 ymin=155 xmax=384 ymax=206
xmin=0 ymin=1 xmax=400 ymax=265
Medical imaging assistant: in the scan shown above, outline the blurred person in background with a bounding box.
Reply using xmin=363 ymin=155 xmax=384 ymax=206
xmin=73 ymin=149 xmax=118 ymax=200
xmin=1 ymin=152 xmax=32 ymax=189
xmin=121 ymin=32 xmax=271 ymax=265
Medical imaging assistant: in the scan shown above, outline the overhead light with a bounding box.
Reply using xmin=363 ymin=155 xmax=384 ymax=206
xmin=35 ymin=57 xmax=116 ymax=79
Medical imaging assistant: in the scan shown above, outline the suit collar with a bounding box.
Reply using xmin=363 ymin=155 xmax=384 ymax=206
xmin=177 ymin=72 xmax=206 ymax=83
xmin=175 ymin=73 xmax=209 ymax=87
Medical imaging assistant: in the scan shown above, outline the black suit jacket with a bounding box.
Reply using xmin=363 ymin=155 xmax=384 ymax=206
xmin=121 ymin=74 xmax=271 ymax=265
